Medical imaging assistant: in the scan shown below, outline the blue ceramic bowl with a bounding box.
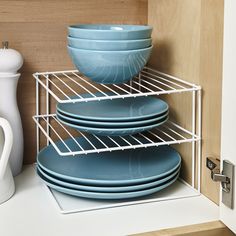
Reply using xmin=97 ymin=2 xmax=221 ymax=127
xmin=68 ymin=24 xmax=153 ymax=40
xmin=68 ymin=36 xmax=152 ymax=51
xmin=68 ymin=45 xmax=153 ymax=84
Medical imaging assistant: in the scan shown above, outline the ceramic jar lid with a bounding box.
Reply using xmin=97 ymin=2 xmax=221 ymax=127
xmin=0 ymin=41 xmax=23 ymax=76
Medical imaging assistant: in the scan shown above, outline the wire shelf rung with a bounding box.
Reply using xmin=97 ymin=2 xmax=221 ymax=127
xmin=33 ymin=114 xmax=200 ymax=156
xmin=33 ymin=67 xmax=201 ymax=103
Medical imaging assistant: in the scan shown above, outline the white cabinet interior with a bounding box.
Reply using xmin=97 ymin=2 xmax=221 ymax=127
xmin=0 ymin=0 xmax=231 ymax=234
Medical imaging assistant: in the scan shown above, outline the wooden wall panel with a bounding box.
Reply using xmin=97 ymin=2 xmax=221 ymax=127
xmin=199 ymin=0 xmax=224 ymax=207
xmin=0 ymin=0 xmax=148 ymax=164
xmin=148 ymin=0 xmax=224 ymax=203
xmin=0 ymin=0 xmax=147 ymax=23
xmin=148 ymin=0 xmax=201 ymax=191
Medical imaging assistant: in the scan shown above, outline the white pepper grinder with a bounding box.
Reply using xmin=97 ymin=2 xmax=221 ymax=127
xmin=0 ymin=41 xmax=24 ymax=176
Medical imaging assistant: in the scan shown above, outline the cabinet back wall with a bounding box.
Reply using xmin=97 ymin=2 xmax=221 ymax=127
xmin=0 ymin=0 xmax=148 ymax=164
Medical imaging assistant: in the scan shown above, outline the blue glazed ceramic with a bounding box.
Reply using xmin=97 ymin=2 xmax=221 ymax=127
xmin=57 ymin=93 xmax=169 ymax=122
xmin=57 ymin=114 xmax=168 ymax=136
xmin=37 ymin=165 xmax=180 ymax=193
xmin=68 ymin=24 xmax=153 ymax=40
xmin=68 ymin=45 xmax=153 ymax=84
xmin=37 ymin=169 xmax=179 ymax=200
xmin=37 ymin=140 xmax=181 ymax=186
xmin=56 ymin=110 xmax=169 ymax=128
xmin=68 ymin=36 xmax=152 ymax=51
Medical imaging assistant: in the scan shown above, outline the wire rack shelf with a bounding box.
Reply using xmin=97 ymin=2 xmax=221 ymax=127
xmin=33 ymin=114 xmax=200 ymax=156
xmin=33 ymin=67 xmax=200 ymax=104
xmin=33 ymin=66 xmax=202 ymax=193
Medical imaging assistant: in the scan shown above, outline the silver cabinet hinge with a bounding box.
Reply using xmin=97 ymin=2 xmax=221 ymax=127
xmin=206 ymin=157 xmax=234 ymax=209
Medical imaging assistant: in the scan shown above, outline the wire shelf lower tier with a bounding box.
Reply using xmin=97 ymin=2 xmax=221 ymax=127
xmin=33 ymin=67 xmax=201 ymax=103
xmin=33 ymin=114 xmax=200 ymax=156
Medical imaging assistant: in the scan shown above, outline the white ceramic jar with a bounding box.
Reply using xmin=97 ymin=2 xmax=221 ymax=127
xmin=0 ymin=42 xmax=24 ymax=176
xmin=0 ymin=118 xmax=15 ymax=204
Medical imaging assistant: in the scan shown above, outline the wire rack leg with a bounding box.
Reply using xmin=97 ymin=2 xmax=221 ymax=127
xmin=46 ymin=75 xmax=50 ymax=145
xmin=197 ymin=89 xmax=202 ymax=192
xmin=191 ymin=91 xmax=196 ymax=187
xmin=36 ymin=78 xmax=39 ymax=154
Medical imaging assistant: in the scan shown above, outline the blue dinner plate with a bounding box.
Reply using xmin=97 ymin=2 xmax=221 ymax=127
xmin=37 ymin=138 xmax=181 ymax=186
xmin=56 ymin=110 xmax=169 ymax=128
xmin=57 ymin=115 xmax=168 ymax=136
xmin=37 ymin=165 xmax=180 ymax=193
xmin=37 ymin=169 xmax=179 ymax=200
xmin=57 ymin=94 xmax=169 ymax=122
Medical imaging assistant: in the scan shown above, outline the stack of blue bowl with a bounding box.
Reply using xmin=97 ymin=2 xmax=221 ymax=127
xmin=68 ymin=24 xmax=153 ymax=84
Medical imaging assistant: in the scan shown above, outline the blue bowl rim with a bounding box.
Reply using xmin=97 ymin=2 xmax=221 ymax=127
xmin=68 ymin=24 xmax=153 ymax=32
xmin=67 ymin=35 xmax=152 ymax=43
xmin=67 ymin=45 xmax=153 ymax=53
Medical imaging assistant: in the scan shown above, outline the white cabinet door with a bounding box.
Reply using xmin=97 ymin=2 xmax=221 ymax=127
xmin=220 ymin=0 xmax=236 ymax=233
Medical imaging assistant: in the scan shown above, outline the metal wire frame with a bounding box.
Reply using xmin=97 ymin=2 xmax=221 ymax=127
xmin=34 ymin=66 xmax=202 ymax=193
xmin=33 ymin=114 xmax=200 ymax=156
xmin=33 ymin=67 xmax=201 ymax=104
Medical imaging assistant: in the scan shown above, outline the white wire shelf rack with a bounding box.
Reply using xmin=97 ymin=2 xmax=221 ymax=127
xmin=33 ymin=67 xmax=201 ymax=103
xmin=33 ymin=66 xmax=202 ymax=192
xmin=33 ymin=114 xmax=200 ymax=156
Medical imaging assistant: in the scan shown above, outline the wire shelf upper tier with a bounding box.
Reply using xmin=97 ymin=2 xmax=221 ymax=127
xmin=33 ymin=67 xmax=201 ymax=103
xmin=33 ymin=114 xmax=200 ymax=156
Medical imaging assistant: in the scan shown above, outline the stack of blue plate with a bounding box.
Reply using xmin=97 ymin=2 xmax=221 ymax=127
xmin=56 ymin=93 xmax=169 ymax=136
xmin=37 ymin=137 xmax=181 ymax=200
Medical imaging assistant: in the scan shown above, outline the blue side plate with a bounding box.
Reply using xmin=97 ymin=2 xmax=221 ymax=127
xmin=57 ymin=114 xmax=168 ymax=136
xmin=56 ymin=110 xmax=169 ymax=128
xmin=57 ymin=94 xmax=169 ymax=122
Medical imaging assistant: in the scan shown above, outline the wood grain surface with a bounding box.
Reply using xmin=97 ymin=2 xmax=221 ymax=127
xmin=148 ymin=0 xmax=224 ymax=204
xmin=132 ymin=221 xmax=235 ymax=236
xmin=0 ymin=0 xmax=147 ymax=164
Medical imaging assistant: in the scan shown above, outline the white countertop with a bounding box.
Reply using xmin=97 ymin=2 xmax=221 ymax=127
xmin=0 ymin=165 xmax=219 ymax=236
